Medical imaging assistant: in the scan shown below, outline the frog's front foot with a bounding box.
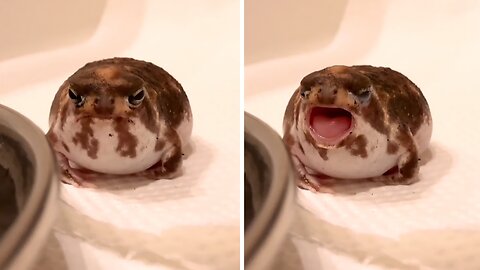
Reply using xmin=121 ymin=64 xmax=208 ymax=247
xmin=292 ymin=155 xmax=334 ymax=193
xmin=54 ymin=153 xmax=98 ymax=188
xmin=298 ymin=175 xmax=335 ymax=193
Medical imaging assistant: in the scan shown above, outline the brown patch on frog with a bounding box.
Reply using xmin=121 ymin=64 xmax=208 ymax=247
xmin=300 ymin=69 xmax=335 ymax=91
xmin=46 ymin=131 xmax=58 ymax=145
xmin=394 ymin=126 xmax=419 ymax=179
xmin=317 ymin=147 xmax=328 ymax=160
xmin=301 ymin=71 xmax=339 ymax=106
xmin=117 ymin=58 xmax=190 ymax=129
xmin=316 ymin=92 xmax=336 ymax=105
xmin=303 ymin=131 xmax=328 ymax=160
xmin=49 ymin=81 xmax=69 ymax=124
xmin=65 ymin=57 xmax=191 ymax=129
xmin=155 ymin=138 xmax=166 ymax=151
xmin=340 ymin=134 xmax=368 ymax=158
xmin=113 ymin=118 xmax=138 ymax=158
xmin=93 ymin=96 xmax=115 ymax=116
xmin=163 ymin=149 xmax=182 ymax=174
xmin=330 ymin=66 xmax=371 ymax=97
xmin=387 ymin=141 xmax=399 ymax=154
xmin=400 ymin=154 xmax=418 ymax=179
xmin=396 ymin=128 xmax=415 ymax=151
xmin=62 ymin=142 xmax=70 ymax=153
xmin=360 ymin=97 xmax=389 ymax=135
xmin=283 ymin=89 xmax=297 ymax=132
xmin=157 ymin=127 xmax=181 ymax=154
xmin=352 ymin=65 xmax=428 ymax=135
xmin=282 ymin=90 xmax=300 ymax=150
xmin=148 ymin=129 xmax=183 ymax=176
xmin=282 ymin=89 xmax=298 ymax=147
xmin=301 ymin=66 xmax=372 ymax=107
xmin=137 ymin=92 xmax=160 ymax=134
xmin=59 ymin=100 xmax=70 ymax=131
xmin=388 ymin=95 xmax=424 ymax=135
xmin=294 ymin=94 xmax=302 ymax=130
xmin=72 ymin=118 xmax=99 ymax=159
xmin=144 ymin=145 xmax=182 ymax=178
xmin=154 ymin=77 xmax=188 ymax=129
xmin=282 ymin=132 xmax=295 ymax=147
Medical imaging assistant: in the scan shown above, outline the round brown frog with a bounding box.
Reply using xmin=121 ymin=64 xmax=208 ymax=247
xmin=47 ymin=57 xmax=193 ymax=187
xmin=283 ymin=65 xmax=432 ymax=192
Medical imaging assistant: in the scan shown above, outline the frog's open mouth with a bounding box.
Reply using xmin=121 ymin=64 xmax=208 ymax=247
xmin=308 ymin=106 xmax=353 ymax=146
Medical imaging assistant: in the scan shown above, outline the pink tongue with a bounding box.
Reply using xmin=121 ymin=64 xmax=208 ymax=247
xmin=310 ymin=108 xmax=352 ymax=139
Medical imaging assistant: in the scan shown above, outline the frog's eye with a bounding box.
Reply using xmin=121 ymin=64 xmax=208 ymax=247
xmin=128 ymin=88 xmax=145 ymax=107
xmin=356 ymin=89 xmax=372 ymax=103
xmin=68 ymin=88 xmax=85 ymax=107
xmin=300 ymin=89 xmax=311 ymax=99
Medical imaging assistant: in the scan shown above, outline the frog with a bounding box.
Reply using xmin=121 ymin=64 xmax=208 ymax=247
xmin=282 ymin=65 xmax=432 ymax=192
xmin=46 ymin=57 xmax=193 ymax=187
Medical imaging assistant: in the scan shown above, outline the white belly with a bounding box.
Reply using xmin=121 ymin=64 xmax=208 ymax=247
xmin=298 ymin=131 xmax=397 ymax=179
xmin=60 ymin=117 xmax=162 ymax=174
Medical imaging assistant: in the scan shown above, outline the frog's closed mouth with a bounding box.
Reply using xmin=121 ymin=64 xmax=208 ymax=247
xmin=309 ymin=106 xmax=353 ymax=145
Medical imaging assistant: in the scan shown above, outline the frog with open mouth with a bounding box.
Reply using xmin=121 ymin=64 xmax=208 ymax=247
xmin=283 ymin=65 xmax=432 ymax=192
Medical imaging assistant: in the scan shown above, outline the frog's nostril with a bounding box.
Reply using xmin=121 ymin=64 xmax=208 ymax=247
xmin=93 ymin=97 xmax=115 ymax=115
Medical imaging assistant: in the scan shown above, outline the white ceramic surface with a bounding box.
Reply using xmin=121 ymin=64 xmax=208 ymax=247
xmin=246 ymin=1 xmax=480 ymax=269
xmin=0 ymin=1 xmax=240 ymax=269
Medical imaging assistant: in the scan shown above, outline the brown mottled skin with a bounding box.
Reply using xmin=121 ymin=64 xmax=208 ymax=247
xmin=113 ymin=119 xmax=138 ymax=158
xmin=71 ymin=118 xmax=99 ymax=159
xmin=47 ymin=57 xmax=192 ymax=186
xmin=387 ymin=141 xmax=399 ymax=154
xmin=304 ymin=131 xmax=329 ymax=160
xmin=283 ymin=65 xmax=432 ymax=191
xmin=298 ymin=65 xmax=429 ymax=137
xmin=49 ymin=57 xmax=190 ymax=133
xmin=339 ymin=134 xmax=368 ymax=158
